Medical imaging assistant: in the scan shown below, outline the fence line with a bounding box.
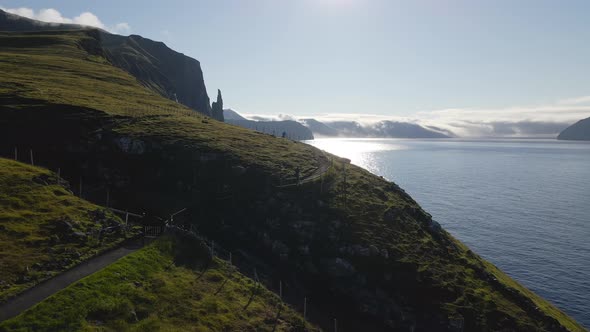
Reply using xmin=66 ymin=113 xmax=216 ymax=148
xmin=166 ymin=223 xmax=343 ymax=330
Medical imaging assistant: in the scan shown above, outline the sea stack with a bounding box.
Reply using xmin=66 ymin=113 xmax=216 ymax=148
xmin=211 ymin=89 xmax=225 ymax=122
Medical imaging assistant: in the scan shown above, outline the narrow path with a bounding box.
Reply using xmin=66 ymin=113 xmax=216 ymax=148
xmin=276 ymin=150 xmax=333 ymax=188
xmin=300 ymin=150 xmax=332 ymax=184
xmin=0 ymin=239 xmax=144 ymax=322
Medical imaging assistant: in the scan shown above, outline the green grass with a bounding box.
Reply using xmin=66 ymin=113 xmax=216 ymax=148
xmin=0 ymin=236 xmax=317 ymax=332
xmin=0 ymin=29 xmax=586 ymax=331
xmin=0 ymin=158 xmax=135 ymax=302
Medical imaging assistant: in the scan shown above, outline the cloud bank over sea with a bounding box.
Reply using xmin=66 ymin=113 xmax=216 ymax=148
xmin=239 ymin=95 xmax=590 ymax=137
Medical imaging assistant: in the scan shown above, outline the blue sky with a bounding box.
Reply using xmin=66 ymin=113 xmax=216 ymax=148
xmin=2 ymin=0 xmax=590 ymax=136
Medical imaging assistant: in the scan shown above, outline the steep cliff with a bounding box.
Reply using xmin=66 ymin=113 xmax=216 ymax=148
xmin=101 ymin=33 xmax=212 ymax=117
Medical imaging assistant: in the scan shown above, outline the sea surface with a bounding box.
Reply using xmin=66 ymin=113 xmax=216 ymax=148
xmin=306 ymin=138 xmax=590 ymax=328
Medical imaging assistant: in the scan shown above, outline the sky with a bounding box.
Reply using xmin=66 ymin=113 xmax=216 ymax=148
xmin=2 ymin=0 xmax=590 ymax=136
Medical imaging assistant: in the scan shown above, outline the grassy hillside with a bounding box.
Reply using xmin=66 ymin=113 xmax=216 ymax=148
xmin=0 ymin=29 xmax=586 ymax=331
xmin=0 ymin=236 xmax=317 ymax=331
xmin=0 ymin=30 xmax=325 ymax=181
xmin=0 ymin=158 xmax=134 ymax=302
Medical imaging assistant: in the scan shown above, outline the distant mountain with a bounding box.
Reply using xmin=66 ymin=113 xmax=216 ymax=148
xmin=223 ymin=109 xmax=313 ymax=140
xmin=223 ymin=108 xmax=247 ymax=121
xmin=227 ymin=119 xmax=314 ymax=140
xmin=0 ymin=9 xmax=218 ymax=120
xmin=557 ymin=117 xmax=590 ymax=141
xmin=300 ymin=119 xmax=340 ymax=136
xmin=301 ymin=119 xmax=451 ymax=138
xmin=326 ymin=121 xmax=370 ymax=137
xmin=374 ymin=121 xmax=450 ymax=138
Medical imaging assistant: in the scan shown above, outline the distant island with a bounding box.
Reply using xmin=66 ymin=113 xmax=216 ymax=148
xmin=557 ymin=117 xmax=590 ymax=141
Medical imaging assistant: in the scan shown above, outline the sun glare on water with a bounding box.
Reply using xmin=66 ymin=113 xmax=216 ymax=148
xmin=306 ymin=138 xmax=405 ymax=173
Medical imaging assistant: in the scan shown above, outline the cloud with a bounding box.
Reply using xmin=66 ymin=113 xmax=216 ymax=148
xmin=415 ymin=102 xmax=590 ymax=137
xmin=112 ymin=22 xmax=131 ymax=34
xmin=557 ymin=95 xmax=590 ymax=105
xmin=244 ymin=113 xmax=300 ymax=122
xmin=239 ymin=95 xmax=590 ymax=138
xmin=1 ymin=6 xmax=131 ymax=34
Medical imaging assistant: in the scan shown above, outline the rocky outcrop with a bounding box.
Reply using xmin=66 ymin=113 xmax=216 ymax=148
xmin=211 ymin=89 xmax=225 ymax=122
xmin=114 ymin=137 xmax=146 ymax=155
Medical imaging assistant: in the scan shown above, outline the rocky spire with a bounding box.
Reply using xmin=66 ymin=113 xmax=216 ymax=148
xmin=211 ymin=89 xmax=225 ymax=122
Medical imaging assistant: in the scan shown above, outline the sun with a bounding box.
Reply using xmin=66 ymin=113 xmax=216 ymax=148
xmin=316 ymin=0 xmax=358 ymax=7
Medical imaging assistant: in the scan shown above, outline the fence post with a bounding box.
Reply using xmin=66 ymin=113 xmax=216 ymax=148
xmin=303 ymin=297 xmax=307 ymax=320
xmin=229 ymin=252 xmax=232 ymax=265
xmin=14 ymin=147 xmax=17 ymax=161
xmin=30 ymin=149 xmax=34 ymax=166
xmin=279 ymin=280 xmax=283 ymax=300
xmin=57 ymin=168 xmax=61 ymax=185
xmin=334 ymin=318 xmax=337 ymax=332
xmin=125 ymin=211 xmax=129 ymax=234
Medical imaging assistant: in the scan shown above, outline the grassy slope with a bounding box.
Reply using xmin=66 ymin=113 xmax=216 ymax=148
xmin=0 ymin=236 xmax=316 ymax=332
xmin=0 ymin=30 xmax=585 ymax=331
xmin=0 ymin=158 xmax=133 ymax=302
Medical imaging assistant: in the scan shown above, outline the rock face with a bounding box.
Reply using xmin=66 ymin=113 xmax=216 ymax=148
xmin=557 ymin=117 xmax=590 ymax=141
xmin=114 ymin=137 xmax=146 ymax=155
xmin=101 ymin=33 xmax=212 ymax=117
xmin=211 ymin=89 xmax=225 ymax=122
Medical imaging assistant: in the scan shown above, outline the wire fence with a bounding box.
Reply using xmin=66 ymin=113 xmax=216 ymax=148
xmin=163 ymin=223 xmax=342 ymax=330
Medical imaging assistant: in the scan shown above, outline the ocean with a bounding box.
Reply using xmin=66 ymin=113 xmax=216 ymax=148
xmin=306 ymin=138 xmax=590 ymax=328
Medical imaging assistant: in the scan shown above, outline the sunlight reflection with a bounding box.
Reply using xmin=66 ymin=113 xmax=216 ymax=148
xmin=305 ymin=138 xmax=406 ymax=172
